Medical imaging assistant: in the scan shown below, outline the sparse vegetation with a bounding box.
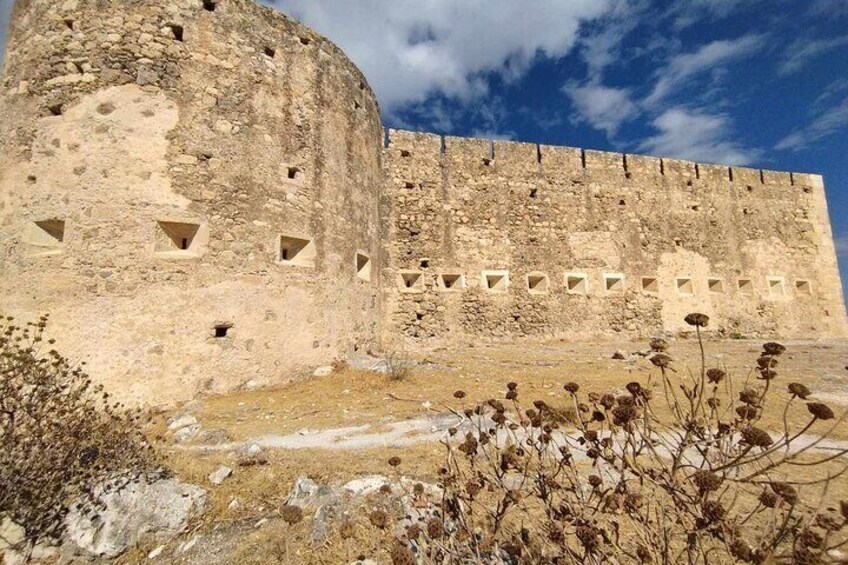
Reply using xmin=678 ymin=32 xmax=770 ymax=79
xmin=0 ymin=315 xmax=163 ymax=545
xmin=370 ymin=314 xmax=848 ymax=564
xmin=386 ymin=349 xmax=413 ymax=381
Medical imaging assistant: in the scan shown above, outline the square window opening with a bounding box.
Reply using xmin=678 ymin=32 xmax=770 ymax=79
xmin=278 ymin=235 xmax=315 ymax=267
xmin=420 ymin=258 xmax=430 ymax=269
xmin=605 ymin=274 xmax=625 ymax=293
xmin=398 ymin=271 xmax=424 ymax=292
xmin=264 ymin=46 xmax=276 ymax=58
xmin=356 ymin=253 xmax=372 ymax=281
xmin=439 ymin=273 xmax=466 ymax=291
xmin=566 ymin=274 xmax=589 ymax=295
xmin=202 ymin=0 xmax=217 ymax=11
xmin=708 ymin=278 xmax=725 ymax=293
xmin=527 ymin=273 xmax=549 ymax=294
xmin=156 ymin=221 xmax=201 ymax=254
xmin=28 ymin=219 xmax=66 ymax=248
xmin=214 ymin=325 xmax=229 ymax=338
xmin=738 ymin=279 xmax=754 ymax=296
xmin=676 ymin=278 xmax=694 ymax=296
xmin=795 ymin=280 xmax=811 ymax=295
xmin=768 ymin=277 xmax=785 ymax=297
xmin=483 ymin=271 xmax=509 ymax=292
xmin=287 ymin=167 xmax=303 ymax=181
xmin=641 ymin=277 xmax=658 ymax=293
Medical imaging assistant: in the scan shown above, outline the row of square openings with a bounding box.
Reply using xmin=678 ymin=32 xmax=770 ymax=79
xmin=24 ymin=221 xmax=374 ymax=281
xmin=397 ymin=270 xmax=813 ymax=298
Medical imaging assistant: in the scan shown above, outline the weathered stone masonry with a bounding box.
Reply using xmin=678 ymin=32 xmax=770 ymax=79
xmin=382 ymin=130 xmax=848 ymax=346
xmin=0 ymin=0 xmax=845 ymax=406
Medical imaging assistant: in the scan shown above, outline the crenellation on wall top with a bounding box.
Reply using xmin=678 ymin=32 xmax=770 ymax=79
xmin=385 ymin=129 xmax=818 ymax=190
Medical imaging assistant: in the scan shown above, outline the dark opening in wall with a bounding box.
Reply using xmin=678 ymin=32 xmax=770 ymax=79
xmin=738 ymin=279 xmax=754 ymax=296
xmin=401 ymin=150 xmax=411 ymax=158
xmin=604 ymin=274 xmax=625 ymax=293
xmin=264 ymin=46 xmax=276 ymax=58
xmin=580 ymin=149 xmax=587 ymax=169
xmin=708 ymin=278 xmax=725 ymax=293
xmin=404 ymin=182 xmax=416 ymax=189
xmin=687 ymin=180 xmax=694 ymax=187
xmin=64 ymin=19 xmax=75 ymax=30
xmin=356 ymin=253 xmax=372 ymax=281
xmin=439 ymin=273 xmax=465 ymax=290
xmin=278 ymin=235 xmax=315 ymax=267
xmin=691 ymin=205 xmax=700 ymax=212
xmin=399 ymin=272 xmax=424 ymax=292
xmin=641 ymin=277 xmax=658 ymax=293
xmin=203 ymin=0 xmax=217 ymax=11
xmin=483 ymin=271 xmax=509 ymax=292
xmin=155 ymin=221 xmax=202 ymax=256
xmin=214 ymin=324 xmax=231 ymax=338
xmin=728 ymin=168 xmax=734 ymax=182
xmin=530 ymin=188 xmax=538 ymax=199
xmin=566 ymin=273 xmax=588 ymax=295
xmin=795 ymin=280 xmax=811 ymax=295
xmin=416 ymin=313 xmax=424 ymax=321
xmin=420 ymin=259 xmax=430 ymax=269
xmin=526 ymin=273 xmax=549 ymax=295
xmin=300 ymin=37 xmax=311 ymax=45
xmin=27 ymin=219 xmax=66 ymax=250
xmin=676 ymin=278 xmax=694 ymax=296
xmin=48 ymin=103 xmax=63 ymax=116
xmin=168 ymin=24 xmax=184 ymax=42
xmin=803 ymin=186 xmax=812 ymax=194
xmin=767 ymin=277 xmax=785 ymax=297
xmin=695 ymin=164 xmax=701 ymax=179
xmin=354 ymin=100 xmax=361 ymax=110
xmin=287 ymin=167 xmax=302 ymax=181
xmin=482 ymin=158 xmax=492 ymax=167
xmin=619 ymin=199 xmax=626 ymax=206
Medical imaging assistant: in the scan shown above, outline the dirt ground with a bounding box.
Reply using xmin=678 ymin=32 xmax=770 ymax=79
xmin=135 ymin=336 xmax=848 ymax=564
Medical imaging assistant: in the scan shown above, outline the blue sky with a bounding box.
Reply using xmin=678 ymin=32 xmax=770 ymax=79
xmin=1 ymin=0 xmax=847 ymax=296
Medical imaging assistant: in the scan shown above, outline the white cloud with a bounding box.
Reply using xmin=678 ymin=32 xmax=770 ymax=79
xmin=668 ymin=0 xmax=751 ymax=29
xmin=644 ymin=35 xmax=765 ymax=107
xmin=776 ymin=95 xmax=848 ymax=151
xmin=779 ymin=36 xmax=848 ymax=75
xmin=263 ymin=0 xmax=612 ymax=112
xmin=638 ymin=107 xmax=760 ymax=165
xmin=564 ymin=82 xmax=638 ymax=136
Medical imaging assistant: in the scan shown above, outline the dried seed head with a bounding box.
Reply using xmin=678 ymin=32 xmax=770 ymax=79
xmin=588 ymin=475 xmax=603 ymax=488
xmin=757 ymin=355 xmax=778 ymax=369
xmin=281 ymin=504 xmax=303 ymax=525
xmin=684 ymin=313 xmax=710 ymax=327
xmin=379 ymin=484 xmax=392 ymax=495
xmin=798 ymin=529 xmax=823 ymax=549
xmin=706 ymin=368 xmax=726 ymax=383
xmin=788 ymin=383 xmax=811 ymax=399
xmin=649 ymin=337 xmax=669 ymax=352
xmin=759 ymin=490 xmax=778 ymax=508
xmin=339 ymin=520 xmax=355 ymax=539
xmin=739 ymin=388 xmax=760 ymax=406
xmin=730 ymin=540 xmax=755 ymax=562
xmin=388 ymin=456 xmax=402 ymax=467
xmin=692 ymin=470 xmax=723 ymax=494
xmin=807 ymin=402 xmax=834 ymax=420
xmin=369 ymin=509 xmax=390 ymax=529
xmin=505 ymin=389 xmax=518 ymax=400
xmin=763 ymin=342 xmax=786 ymax=356
xmin=563 ymin=382 xmax=580 ymax=394
xmin=736 ymin=405 xmax=758 ymax=420
xmin=771 ymin=482 xmax=798 ymax=504
xmin=701 ymin=500 xmax=725 ymax=522
xmin=453 ymin=390 xmax=466 ymax=399
xmin=507 ymin=381 xmax=518 ymax=391
xmin=741 ymin=426 xmax=773 ymax=448
xmin=390 ymin=541 xmax=415 ymax=565
xmin=650 ymin=353 xmax=672 ymax=368
xmin=626 ymin=382 xmax=642 ymax=395
xmin=426 ymin=518 xmax=443 ymax=539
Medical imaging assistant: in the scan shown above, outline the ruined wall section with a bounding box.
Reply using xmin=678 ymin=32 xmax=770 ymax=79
xmin=0 ymin=0 xmax=384 ymax=405
xmin=384 ymin=129 xmax=848 ymax=345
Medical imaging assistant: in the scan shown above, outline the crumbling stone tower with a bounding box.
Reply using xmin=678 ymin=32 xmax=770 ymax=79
xmin=1 ymin=0 xmax=846 ymax=406
xmin=0 ymin=0 xmax=384 ymax=403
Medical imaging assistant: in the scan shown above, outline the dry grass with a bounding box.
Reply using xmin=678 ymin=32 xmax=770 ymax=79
xmin=134 ymin=337 xmax=848 ymax=564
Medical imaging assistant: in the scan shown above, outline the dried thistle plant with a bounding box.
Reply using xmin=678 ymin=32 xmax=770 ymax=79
xmin=370 ymin=313 xmax=848 ymax=564
xmin=0 ymin=315 xmax=163 ymax=546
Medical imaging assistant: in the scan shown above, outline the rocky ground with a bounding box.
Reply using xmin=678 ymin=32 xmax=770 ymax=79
xmin=4 ymin=336 xmax=848 ymax=564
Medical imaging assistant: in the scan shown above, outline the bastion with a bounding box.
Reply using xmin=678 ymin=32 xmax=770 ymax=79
xmin=1 ymin=0 xmax=846 ymax=406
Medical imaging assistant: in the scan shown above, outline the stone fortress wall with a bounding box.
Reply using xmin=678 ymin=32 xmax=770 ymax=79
xmin=382 ymin=130 xmax=848 ymax=346
xmin=0 ymin=0 xmax=384 ymax=405
xmin=0 ymin=0 xmax=846 ymax=406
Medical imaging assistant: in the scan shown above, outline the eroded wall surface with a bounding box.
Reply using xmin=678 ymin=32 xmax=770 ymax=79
xmin=383 ymin=130 xmax=848 ymax=346
xmin=0 ymin=0 xmax=384 ymax=405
